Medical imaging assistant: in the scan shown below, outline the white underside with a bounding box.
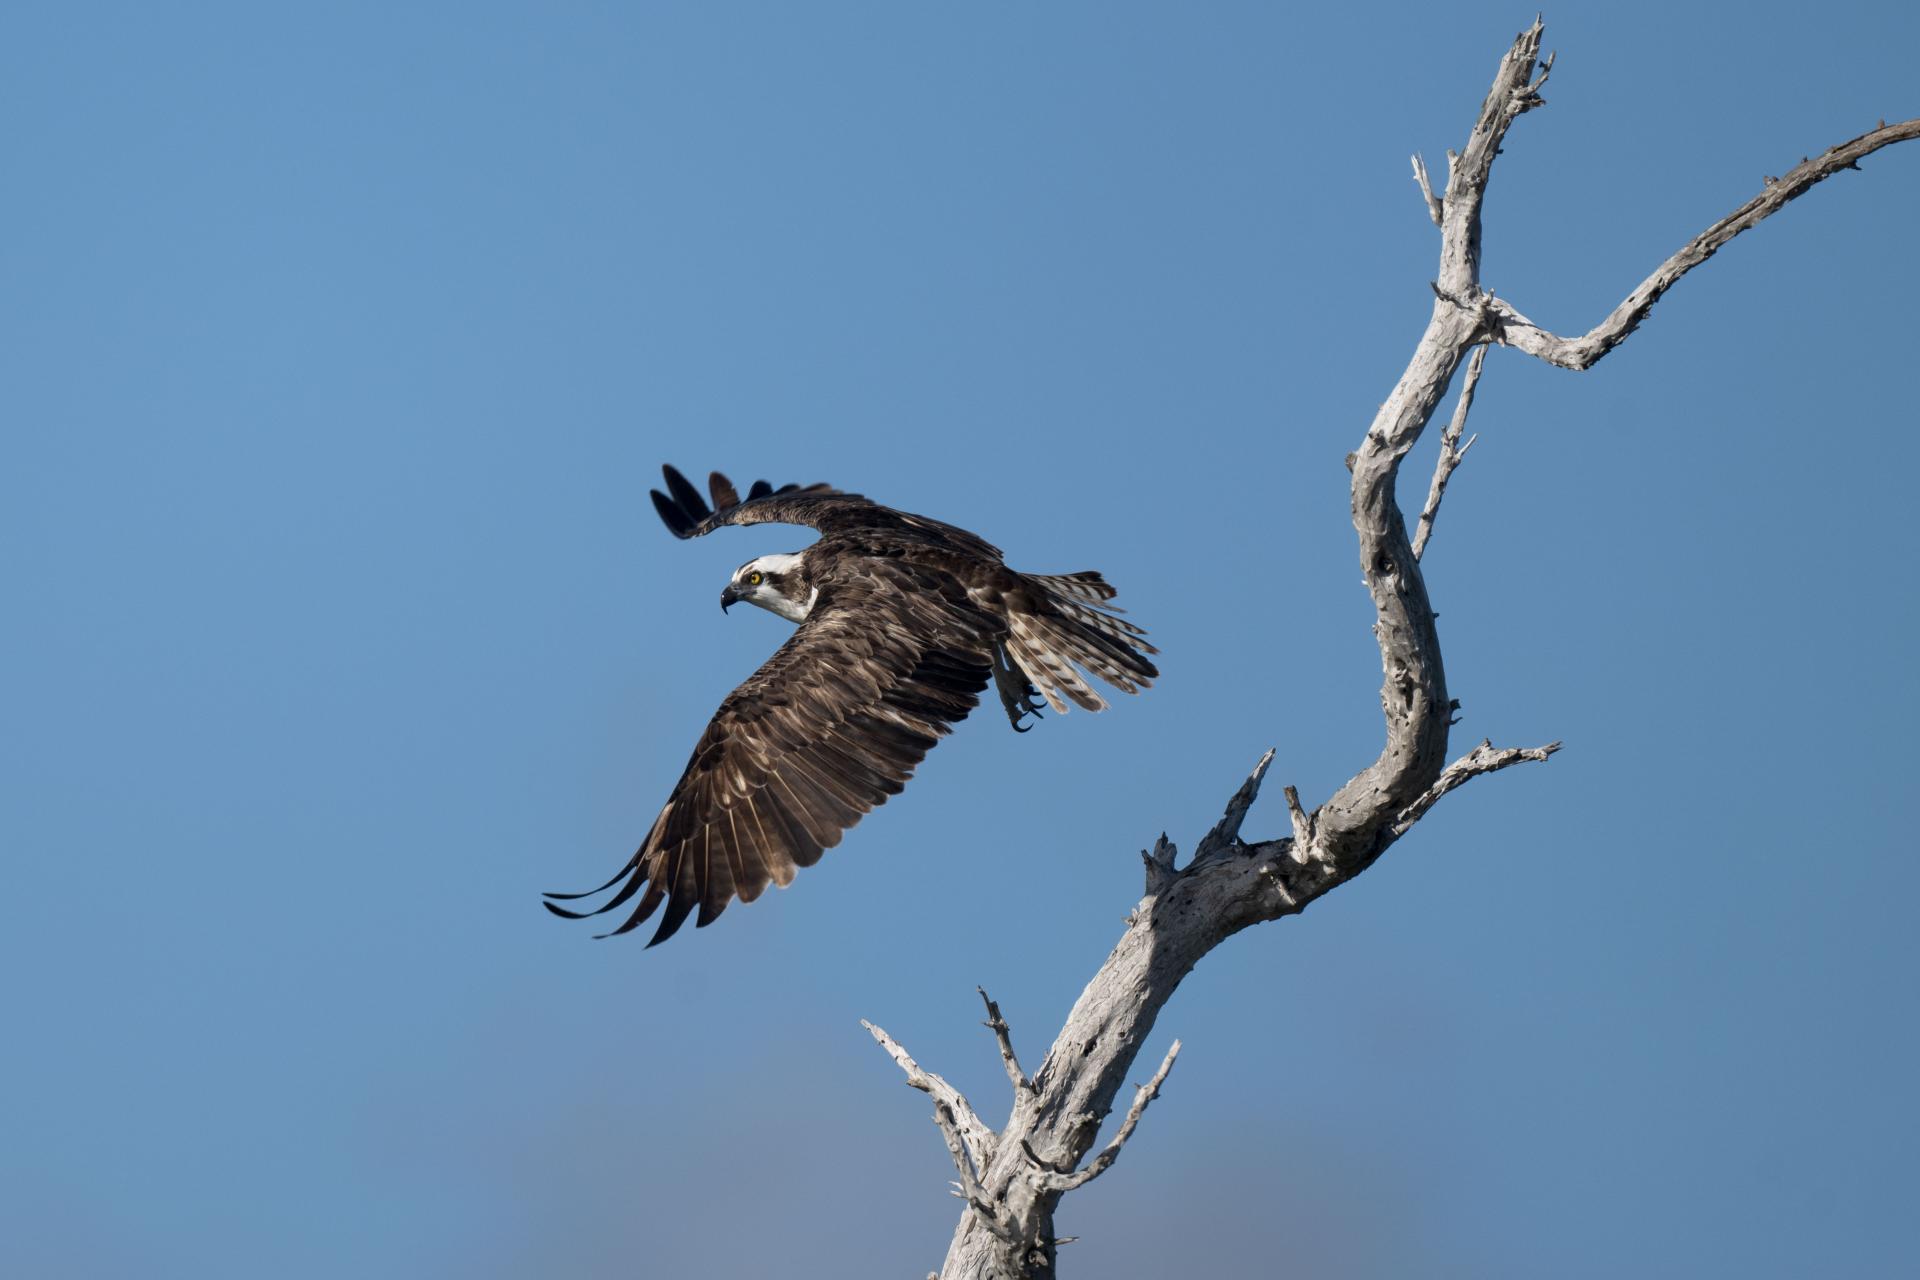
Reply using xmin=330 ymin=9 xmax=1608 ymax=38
xmin=760 ymin=586 xmax=818 ymax=624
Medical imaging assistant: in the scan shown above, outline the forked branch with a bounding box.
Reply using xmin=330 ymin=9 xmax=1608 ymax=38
xmin=978 ymin=988 xmax=1033 ymax=1095
xmin=1413 ymin=343 xmax=1486 ymax=560
xmin=935 ymin=1100 xmax=1016 ymax=1242
xmin=1022 ymin=1041 xmax=1180 ymax=1192
xmin=862 ymin=1019 xmax=996 ymax=1168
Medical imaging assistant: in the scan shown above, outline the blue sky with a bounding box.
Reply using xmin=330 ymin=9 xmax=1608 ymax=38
xmin=5 ymin=3 xmax=1917 ymax=1276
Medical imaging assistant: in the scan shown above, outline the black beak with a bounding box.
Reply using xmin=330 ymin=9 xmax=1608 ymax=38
xmin=720 ymin=584 xmax=740 ymax=613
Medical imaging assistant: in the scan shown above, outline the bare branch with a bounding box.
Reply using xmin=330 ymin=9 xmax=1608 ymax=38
xmin=935 ymin=1101 xmax=1018 ymax=1242
xmin=1435 ymin=18 xmax=1547 ymax=295
xmin=1024 ymin=1042 xmax=1181 ymax=1193
xmin=1410 ymin=152 xmax=1443 ymax=226
xmin=1525 ymin=48 xmax=1556 ymax=99
xmin=860 ymin=1019 xmax=996 ymax=1166
xmin=1311 ymin=23 xmax=1549 ymax=866
xmin=1413 ymin=343 xmax=1487 ymax=560
xmin=1140 ymin=832 xmax=1178 ymax=896
xmin=978 ymin=988 xmax=1033 ymax=1095
xmin=1194 ymin=749 xmax=1275 ymax=862
xmin=1281 ymin=785 xmax=1316 ymax=865
xmin=1489 ymin=117 xmax=1920 ymax=370
xmin=1391 ymin=739 xmax=1562 ymax=837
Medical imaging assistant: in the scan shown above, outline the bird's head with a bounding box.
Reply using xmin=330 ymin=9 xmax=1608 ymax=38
xmin=721 ymin=553 xmax=815 ymax=623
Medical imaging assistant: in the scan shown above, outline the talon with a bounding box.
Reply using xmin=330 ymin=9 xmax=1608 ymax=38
xmin=992 ymin=642 xmax=1046 ymax=734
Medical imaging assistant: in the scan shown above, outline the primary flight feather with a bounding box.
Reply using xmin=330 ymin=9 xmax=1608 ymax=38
xmin=544 ymin=464 xmax=1159 ymax=946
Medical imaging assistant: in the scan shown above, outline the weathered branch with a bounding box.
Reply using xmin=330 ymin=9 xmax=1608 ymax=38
xmin=1307 ymin=20 xmax=1548 ymax=874
xmin=865 ymin=21 xmax=1915 ymax=1279
xmin=935 ymin=1101 xmax=1017 ymax=1242
xmin=978 ymin=989 xmax=1033 ymax=1095
xmin=1391 ymin=739 xmax=1562 ymax=838
xmin=1413 ymin=343 xmax=1485 ymax=560
xmin=862 ymin=1019 xmax=996 ymax=1168
xmin=1433 ymin=20 xmax=1548 ymax=298
xmin=1022 ymin=1041 xmax=1179 ymax=1192
xmin=1193 ymin=749 xmax=1275 ymax=862
xmin=1487 ymin=118 xmax=1920 ymax=369
xmin=1280 ymin=785 xmax=1314 ymax=866
xmin=1138 ymin=832 xmax=1178 ymax=896
xmin=1410 ymin=152 xmax=1443 ymax=226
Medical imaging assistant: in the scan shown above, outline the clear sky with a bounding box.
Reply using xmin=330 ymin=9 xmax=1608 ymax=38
xmin=5 ymin=3 xmax=1917 ymax=1277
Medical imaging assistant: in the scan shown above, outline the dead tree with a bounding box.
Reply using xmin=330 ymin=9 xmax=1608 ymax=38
xmin=861 ymin=19 xmax=1919 ymax=1280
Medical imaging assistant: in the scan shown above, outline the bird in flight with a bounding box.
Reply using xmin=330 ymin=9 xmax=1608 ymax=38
xmin=544 ymin=464 xmax=1158 ymax=945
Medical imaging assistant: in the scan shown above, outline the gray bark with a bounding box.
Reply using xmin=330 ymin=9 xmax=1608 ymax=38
xmin=863 ymin=20 xmax=1919 ymax=1279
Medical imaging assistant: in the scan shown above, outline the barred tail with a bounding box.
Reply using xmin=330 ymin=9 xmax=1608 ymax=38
xmin=1004 ymin=572 xmax=1159 ymax=714
xmin=1026 ymin=571 xmax=1121 ymax=606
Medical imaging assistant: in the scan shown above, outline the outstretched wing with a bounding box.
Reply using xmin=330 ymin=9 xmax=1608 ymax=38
xmin=545 ymin=559 xmax=997 ymax=945
xmin=650 ymin=463 xmax=1002 ymax=558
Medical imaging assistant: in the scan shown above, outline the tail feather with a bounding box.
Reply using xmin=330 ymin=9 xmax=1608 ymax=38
xmin=1002 ymin=572 xmax=1159 ymax=714
xmin=1006 ymin=621 xmax=1102 ymax=713
xmin=1055 ymin=598 xmax=1157 ymax=650
xmin=1027 ymin=571 xmax=1119 ymax=606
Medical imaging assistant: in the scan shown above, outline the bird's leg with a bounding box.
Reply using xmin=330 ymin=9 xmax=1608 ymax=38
xmin=992 ymin=644 xmax=1044 ymax=733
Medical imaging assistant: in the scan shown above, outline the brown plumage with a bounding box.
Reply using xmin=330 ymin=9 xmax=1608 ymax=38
xmin=545 ymin=464 xmax=1159 ymax=945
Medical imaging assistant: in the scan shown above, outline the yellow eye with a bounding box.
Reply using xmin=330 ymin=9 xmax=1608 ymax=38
xmin=746 ymin=572 xmax=763 ymax=586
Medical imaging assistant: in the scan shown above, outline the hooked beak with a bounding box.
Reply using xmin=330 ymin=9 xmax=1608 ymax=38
xmin=720 ymin=584 xmax=741 ymax=613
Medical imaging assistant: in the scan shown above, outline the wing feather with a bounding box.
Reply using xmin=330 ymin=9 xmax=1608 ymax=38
xmin=697 ymin=820 xmax=739 ymax=929
xmin=647 ymin=854 xmax=700 ymax=944
xmin=754 ymin=802 xmax=812 ymax=879
xmin=663 ymin=466 xmax=712 ymax=524
xmin=649 ymin=462 xmax=1001 ymax=557
xmin=769 ymin=769 xmax=840 ymax=850
xmin=735 ymin=795 xmax=783 ymax=899
xmin=546 ymin=560 xmax=995 ymax=945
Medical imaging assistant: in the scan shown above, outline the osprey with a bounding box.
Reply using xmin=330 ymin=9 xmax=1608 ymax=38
xmin=544 ymin=464 xmax=1159 ymax=945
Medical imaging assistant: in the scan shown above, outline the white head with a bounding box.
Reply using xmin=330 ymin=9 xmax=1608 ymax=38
xmin=719 ymin=553 xmax=816 ymax=624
